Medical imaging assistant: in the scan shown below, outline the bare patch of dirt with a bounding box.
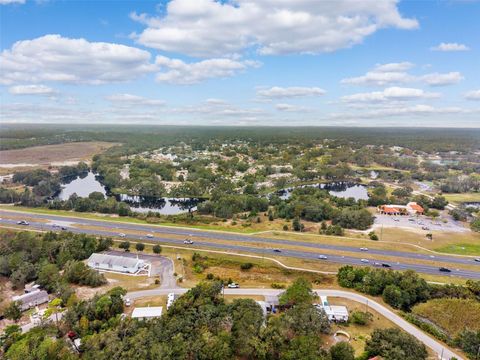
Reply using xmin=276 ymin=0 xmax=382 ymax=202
xmin=0 ymin=141 xmax=119 ymax=168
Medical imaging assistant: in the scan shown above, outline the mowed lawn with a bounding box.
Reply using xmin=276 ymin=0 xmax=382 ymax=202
xmin=443 ymin=192 xmax=480 ymax=204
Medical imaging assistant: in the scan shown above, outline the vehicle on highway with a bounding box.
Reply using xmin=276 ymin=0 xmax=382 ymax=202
xmin=61 ymin=226 xmax=67 ymax=231
xmin=273 ymin=249 xmax=282 ymax=253
xmin=124 ymin=298 xmax=131 ymax=306
xmin=119 ymin=233 xmax=126 ymax=237
xmin=17 ymin=220 xmax=29 ymax=225
xmin=360 ymin=259 xmax=369 ymax=263
xmin=393 ymin=218 xmax=400 ymax=222
xmin=146 ymin=234 xmax=154 ymax=238
xmin=439 ymin=267 xmax=451 ymax=273
xmin=382 ymin=263 xmax=391 ymax=268
xmin=184 ymin=239 xmax=194 ymax=244
xmin=318 ymin=255 xmax=328 ymax=260
xmin=422 ymin=226 xmax=429 ymax=230
xmin=360 ymin=247 xmax=368 ymax=251
xmin=475 ymin=258 xmax=480 ymax=262
xmin=373 ymin=262 xmax=381 ymax=266
xmin=227 ymin=283 xmax=240 ymax=288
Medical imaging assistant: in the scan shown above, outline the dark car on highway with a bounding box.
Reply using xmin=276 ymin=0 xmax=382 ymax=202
xmin=381 ymin=263 xmax=391 ymax=268
xmin=439 ymin=267 xmax=451 ymax=273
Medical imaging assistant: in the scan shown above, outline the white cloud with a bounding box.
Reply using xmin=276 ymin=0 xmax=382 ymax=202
xmin=257 ymin=86 xmax=325 ymax=99
xmin=105 ymin=94 xmax=165 ymax=106
xmin=0 ymin=34 xmax=156 ymax=85
xmin=330 ymin=104 xmax=470 ymax=120
xmin=0 ymin=0 xmax=25 ymax=4
xmin=342 ymin=63 xmax=464 ymax=87
xmin=341 ymin=87 xmax=440 ymax=103
xmin=341 ymin=62 xmax=415 ymax=86
xmin=8 ymin=84 xmax=56 ymax=96
xmin=131 ymin=0 xmax=418 ymax=57
xmin=373 ymin=62 xmax=415 ymax=72
xmin=155 ymin=55 xmax=260 ymax=84
xmin=421 ymin=72 xmax=464 ymax=86
xmin=431 ymin=42 xmax=470 ymax=52
xmin=464 ymin=90 xmax=480 ymax=100
xmin=275 ymin=103 xmax=310 ymax=112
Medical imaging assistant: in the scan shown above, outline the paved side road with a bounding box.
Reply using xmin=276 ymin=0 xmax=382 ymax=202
xmin=127 ymin=287 xmax=463 ymax=360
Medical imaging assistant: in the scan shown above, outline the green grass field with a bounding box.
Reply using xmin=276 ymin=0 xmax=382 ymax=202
xmin=443 ymin=192 xmax=480 ymax=204
xmin=435 ymin=243 xmax=480 ymax=256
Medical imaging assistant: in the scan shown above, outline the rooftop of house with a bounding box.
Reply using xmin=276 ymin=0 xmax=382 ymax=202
xmin=13 ymin=289 xmax=48 ymax=303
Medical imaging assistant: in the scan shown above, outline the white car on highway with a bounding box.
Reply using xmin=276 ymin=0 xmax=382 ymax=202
xmin=119 ymin=233 xmax=126 ymax=237
xmin=318 ymin=255 xmax=328 ymax=260
xmin=184 ymin=239 xmax=194 ymax=244
xmin=227 ymin=283 xmax=240 ymax=288
xmin=360 ymin=259 xmax=369 ymax=263
xmin=146 ymin=234 xmax=154 ymax=238
xmin=360 ymin=247 xmax=368 ymax=251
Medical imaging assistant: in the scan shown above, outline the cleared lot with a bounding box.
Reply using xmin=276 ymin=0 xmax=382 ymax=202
xmin=0 ymin=141 xmax=117 ymax=168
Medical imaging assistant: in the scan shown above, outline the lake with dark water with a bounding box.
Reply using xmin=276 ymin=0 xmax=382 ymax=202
xmin=55 ymin=171 xmax=202 ymax=215
xmin=277 ymin=182 xmax=369 ymax=201
xmin=56 ymin=172 xmax=369 ymax=214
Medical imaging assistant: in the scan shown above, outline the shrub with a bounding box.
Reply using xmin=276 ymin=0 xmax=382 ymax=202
xmin=271 ymin=283 xmax=286 ymax=289
xmin=240 ymin=262 xmax=254 ymax=271
xmin=152 ymin=244 xmax=162 ymax=254
xmin=135 ymin=242 xmax=145 ymax=251
xmin=351 ymin=311 xmax=373 ymax=325
xmin=283 ymin=224 xmax=289 ymax=231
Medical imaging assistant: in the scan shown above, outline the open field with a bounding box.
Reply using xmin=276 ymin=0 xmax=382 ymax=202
xmin=412 ymin=298 xmax=480 ymax=337
xmin=0 ymin=141 xmax=117 ymax=168
xmin=442 ymin=192 xmax=480 ymax=204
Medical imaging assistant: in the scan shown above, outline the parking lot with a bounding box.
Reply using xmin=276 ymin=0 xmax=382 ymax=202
xmin=374 ymin=213 xmax=469 ymax=233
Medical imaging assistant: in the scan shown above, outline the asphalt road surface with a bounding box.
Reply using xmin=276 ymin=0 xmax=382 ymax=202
xmin=126 ymin=287 xmax=463 ymax=360
xmin=1 ymin=209 xmax=480 ymax=279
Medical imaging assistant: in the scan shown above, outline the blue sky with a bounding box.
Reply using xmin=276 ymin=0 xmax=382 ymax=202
xmin=0 ymin=0 xmax=479 ymax=127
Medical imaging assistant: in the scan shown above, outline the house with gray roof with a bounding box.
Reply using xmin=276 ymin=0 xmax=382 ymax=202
xmin=12 ymin=290 xmax=49 ymax=311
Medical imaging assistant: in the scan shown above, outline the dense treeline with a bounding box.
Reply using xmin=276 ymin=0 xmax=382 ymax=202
xmin=337 ymin=265 xmax=480 ymax=311
xmin=2 ymin=124 xmax=479 ymax=153
xmin=0 ymin=231 xmax=111 ymax=294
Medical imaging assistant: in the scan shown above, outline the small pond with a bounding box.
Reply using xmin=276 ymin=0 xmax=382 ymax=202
xmin=57 ymin=172 xmax=107 ymax=200
xmin=55 ymin=171 xmax=202 ymax=215
xmin=277 ymin=182 xmax=369 ymax=201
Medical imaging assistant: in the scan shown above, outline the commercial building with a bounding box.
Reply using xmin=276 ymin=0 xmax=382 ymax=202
xmin=87 ymin=253 xmax=145 ymax=274
xmin=378 ymin=202 xmax=424 ymax=216
xmin=131 ymin=306 xmax=163 ymax=320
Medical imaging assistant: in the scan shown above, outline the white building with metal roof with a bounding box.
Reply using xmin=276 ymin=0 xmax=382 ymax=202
xmin=87 ymin=253 xmax=145 ymax=274
xmin=131 ymin=306 xmax=163 ymax=320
